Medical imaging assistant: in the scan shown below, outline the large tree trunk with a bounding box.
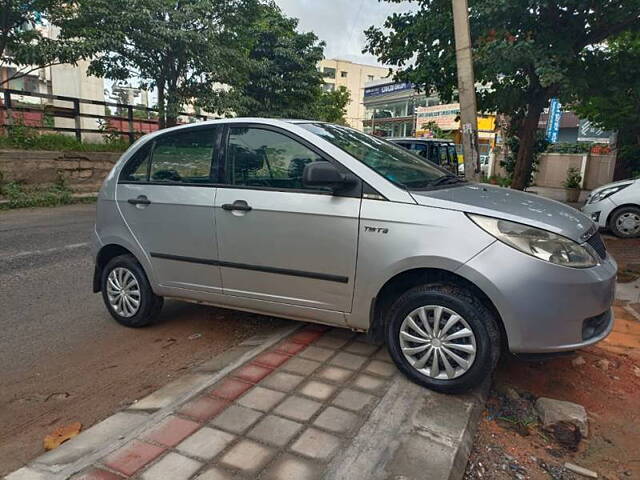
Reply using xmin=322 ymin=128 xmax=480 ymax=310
xmin=511 ymin=98 xmax=546 ymax=190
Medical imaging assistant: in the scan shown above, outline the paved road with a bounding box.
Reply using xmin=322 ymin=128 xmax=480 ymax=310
xmin=0 ymin=204 xmax=287 ymax=475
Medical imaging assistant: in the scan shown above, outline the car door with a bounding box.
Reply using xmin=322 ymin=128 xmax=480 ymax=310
xmin=116 ymin=125 xmax=223 ymax=293
xmin=214 ymin=124 xmax=361 ymax=313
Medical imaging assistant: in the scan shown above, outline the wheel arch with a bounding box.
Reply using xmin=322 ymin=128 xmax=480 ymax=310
xmin=606 ymin=203 xmax=640 ymax=229
xmin=93 ymin=244 xmax=138 ymax=292
xmin=367 ymin=267 xmax=507 ymax=349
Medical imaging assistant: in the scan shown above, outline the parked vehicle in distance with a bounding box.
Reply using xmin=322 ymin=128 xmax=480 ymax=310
xmin=582 ymin=177 xmax=640 ymax=238
xmin=458 ymin=155 xmax=490 ymax=177
xmin=388 ymin=137 xmax=459 ymax=175
xmin=94 ymin=119 xmax=616 ymax=393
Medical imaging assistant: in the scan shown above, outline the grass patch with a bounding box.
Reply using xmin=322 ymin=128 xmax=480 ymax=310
xmin=0 ymin=133 xmax=128 ymax=152
xmin=0 ymin=180 xmax=95 ymax=210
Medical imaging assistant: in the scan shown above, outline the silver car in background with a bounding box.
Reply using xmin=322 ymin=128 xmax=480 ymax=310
xmin=93 ymin=119 xmax=616 ymax=393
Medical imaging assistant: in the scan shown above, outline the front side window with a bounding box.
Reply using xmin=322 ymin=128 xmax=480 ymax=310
xmin=411 ymin=143 xmax=428 ymax=158
xmin=226 ymin=127 xmax=327 ymax=191
xmin=149 ymin=127 xmax=217 ymax=183
xmin=299 ymin=123 xmax=448 ymax=189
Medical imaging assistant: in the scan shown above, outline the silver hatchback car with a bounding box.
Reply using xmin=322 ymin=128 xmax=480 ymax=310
xmin=93 ymin=119 xmax=617 ymax=393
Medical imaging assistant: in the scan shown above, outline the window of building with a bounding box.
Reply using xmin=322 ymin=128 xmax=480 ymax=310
xmin=323 ymin=83 xmax=335 ymax=92
xmin=148 ymin=127 xmax=217 ymax=183
xmin=367 ymin=75 xmax=375 ymax=81
xmin=341 ymin=71 xmax=348 ymax=78
xmin=226 ymin=127 xmax=327 ymax=191
xmin=323 ymin=67 xmax=336 ymax=79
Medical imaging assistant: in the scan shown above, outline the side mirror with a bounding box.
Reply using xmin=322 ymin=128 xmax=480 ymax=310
xmin=303 ymin=162 xmax=355 ymax=192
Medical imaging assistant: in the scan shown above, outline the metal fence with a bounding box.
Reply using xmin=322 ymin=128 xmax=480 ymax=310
xmin=0 ymin=88 xmax=214 ymax=144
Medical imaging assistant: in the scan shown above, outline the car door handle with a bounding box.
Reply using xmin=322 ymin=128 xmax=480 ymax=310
xmin=222 ymin=200 xmax=252 ymax=212
xmin=128 ymin=195 xmax=151 ymax=206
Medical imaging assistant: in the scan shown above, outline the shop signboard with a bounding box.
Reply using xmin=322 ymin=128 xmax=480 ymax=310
xmin=577 ymin=119 xmax=614 ymax=143
xmin=545 ymin=98 xmax=562 ymax=143
xmin=364 ymin=82 xmax=414 ymax=98
xmin=416 ymin=103 xmax=461 ymax=131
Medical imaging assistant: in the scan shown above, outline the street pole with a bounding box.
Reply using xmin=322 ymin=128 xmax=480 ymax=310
xmin=451 ymin=0 xmax=481 ymax=181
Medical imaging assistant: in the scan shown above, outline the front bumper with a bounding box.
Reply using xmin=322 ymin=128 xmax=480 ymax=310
xmin=581 ymin=198 xmax=616 ymax=229
xmin=457 ymin=240 xmax=617 ymax=353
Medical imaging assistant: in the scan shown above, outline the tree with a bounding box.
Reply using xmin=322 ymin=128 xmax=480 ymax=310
xmin=0 ymin=0 xmax=83 ymax=87
xmin=231 ymin=2 xmax=326 ymax=119
xmin=572 ymin=32 xmax=640 ymax=179
xmin=60 ymin=0 xmax=261 ymax=127
xmin=365 ymin=0 xmax=640 ymax=189
xmin=315 ymin=86 xmax=351 ymax=124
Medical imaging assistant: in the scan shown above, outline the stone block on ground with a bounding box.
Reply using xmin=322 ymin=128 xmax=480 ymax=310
xmin=535 ymin=397 xmax=589 ymax=437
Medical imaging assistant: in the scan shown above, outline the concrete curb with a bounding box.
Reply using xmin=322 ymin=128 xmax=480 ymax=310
xmin=325 ymin=375 xmax=490 ymax=480
xmin=6 ymin=325 xmax=298 ymax=480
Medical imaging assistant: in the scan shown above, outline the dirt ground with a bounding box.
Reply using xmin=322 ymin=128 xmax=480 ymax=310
xmin=465 ymin=236 xmax=640 ymax=480
xmin=0 ymin=302 xmax=288 ymax=476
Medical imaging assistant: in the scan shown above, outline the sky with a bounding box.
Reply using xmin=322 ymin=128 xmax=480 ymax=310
xmin=275 ymin=0 xmax=416 ymax=66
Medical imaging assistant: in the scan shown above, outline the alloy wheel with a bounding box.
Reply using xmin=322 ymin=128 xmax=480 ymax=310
xmin=399 ymin=305 xmax=477 ymax=380
xmin=106 ymin=267 xmax=141 ymax=318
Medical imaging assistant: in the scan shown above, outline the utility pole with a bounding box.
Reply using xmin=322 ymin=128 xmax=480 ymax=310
xmin=451 ymin=0 xmax=481 ymax=181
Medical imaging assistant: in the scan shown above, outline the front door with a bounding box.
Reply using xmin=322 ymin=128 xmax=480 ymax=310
xmin=116 ymin=126 xmax=223 ymax=293
xmin=214 ymin=125 xmax=361 ymax=312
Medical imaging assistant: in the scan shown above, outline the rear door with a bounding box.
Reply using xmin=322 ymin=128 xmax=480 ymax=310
xmin=116 ymin=126 xmax=223 ymax=293
xmin=214 ymin=124 xmax=361 ymax=313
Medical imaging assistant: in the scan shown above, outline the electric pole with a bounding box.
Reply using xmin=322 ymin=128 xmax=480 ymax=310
xmin=451 ymin=0 xmax=481 ymax=181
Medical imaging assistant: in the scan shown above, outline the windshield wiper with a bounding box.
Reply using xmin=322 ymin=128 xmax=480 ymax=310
xmin=429 ymin=175 xmax=466 ymax=187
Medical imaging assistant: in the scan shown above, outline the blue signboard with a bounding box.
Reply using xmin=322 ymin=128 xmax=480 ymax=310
xmin=545 ymin=98 xmax=562 ymax=143
xmin=364 ymin=82 xmax=414 ymax=98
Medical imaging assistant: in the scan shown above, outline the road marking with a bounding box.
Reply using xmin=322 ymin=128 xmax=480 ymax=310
xmin=2 ymin=242 xmax=90 ymax=261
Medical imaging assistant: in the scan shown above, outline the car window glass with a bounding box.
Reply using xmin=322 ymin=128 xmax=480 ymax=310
xmin=412 ymin=143 xmax=428 ymax=158
xmin=227 ymin=127 xmax=327 ymax=191
xmin=448 ymin=145 xmax=457 ymax=163
xmin=121 ymin=143 xmax=151 ymax=182
xmin=429 ymin=145 xmax=440 ymax=164
xmin=440 ymin=145 xmax=449 ymax=164
xmin=149 ymin=127 xmax=217 ymax=183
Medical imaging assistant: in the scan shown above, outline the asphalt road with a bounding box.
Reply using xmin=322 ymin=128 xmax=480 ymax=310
xmin=0 ymin=203 xmax=287 ymax=475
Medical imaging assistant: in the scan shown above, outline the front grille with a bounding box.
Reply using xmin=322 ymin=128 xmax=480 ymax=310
xmin=586 ymin=231 xmax=607 ymax=259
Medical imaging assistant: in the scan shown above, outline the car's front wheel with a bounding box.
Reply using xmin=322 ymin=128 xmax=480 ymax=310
xmin=386 ymin=283 xmax=500 ymax=394
xmin=610 ymin=206 xmax=640 ymax=238
xmin=101 ymin=254 xmax=163 ymax=327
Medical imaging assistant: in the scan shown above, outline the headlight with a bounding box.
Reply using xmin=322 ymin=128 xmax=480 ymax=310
xmin=588 ymin=184 xmax=631 ymax=204
xmin=468 ymin=214 xmax=597 ymax=268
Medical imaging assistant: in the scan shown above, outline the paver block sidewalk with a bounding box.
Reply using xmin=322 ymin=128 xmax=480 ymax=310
xmin=7 ymin=324 xmax=487 ymax=480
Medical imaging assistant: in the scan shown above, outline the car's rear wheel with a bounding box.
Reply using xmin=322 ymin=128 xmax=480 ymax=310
xmin=386 ymin=283 xmax=500 ymax=394
xmin=610 ymin=206 xmax=640 ymax=238
xmin=101 ymin=254 xmax=163 ymax=327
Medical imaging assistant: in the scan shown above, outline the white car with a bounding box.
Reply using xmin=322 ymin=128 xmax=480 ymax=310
xmin=582 ymin=178 xmax=640 ymax=237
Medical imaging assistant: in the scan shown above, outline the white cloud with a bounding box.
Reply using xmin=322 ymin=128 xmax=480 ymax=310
xmin=275 ymin=0 xmax=415 ymax=66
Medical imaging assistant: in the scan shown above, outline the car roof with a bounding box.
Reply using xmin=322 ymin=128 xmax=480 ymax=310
xmin=388 ymin=137 xmax=455 ymax=143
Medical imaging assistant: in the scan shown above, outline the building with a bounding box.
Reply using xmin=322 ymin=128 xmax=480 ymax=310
xmin=1 ymin=22 xmax=105 ymax=140
xmin=318 ymin=59 xmax=390 ymax=130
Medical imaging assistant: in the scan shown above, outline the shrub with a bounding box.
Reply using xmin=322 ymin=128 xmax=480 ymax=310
xmin=563 ymin=167 xmax=582 ymax=189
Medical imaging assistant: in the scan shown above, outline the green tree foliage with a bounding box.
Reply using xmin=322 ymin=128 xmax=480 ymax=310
xmin=315 ymin=86 xmax=351 ymax=124
xmin=0 ymin=0 xmax=84 ymax=87
xmin=231 ymin=2 xmax=326 ymax=119
xmin=365 ymin=0 xmax=640 ymax=190
xmin=59 ymin=0 xmax=261 ymax=127
xmin=572 ymin=32 xmax=640 ymax=178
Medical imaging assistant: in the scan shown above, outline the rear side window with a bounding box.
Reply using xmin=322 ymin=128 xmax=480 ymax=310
xmin=120 ymin=143 xmax=151 ymax=182
xmin=149 ymin=127 xmax=218 ymax=184
xmin=225 ymin=127 xmax=327 ymax=191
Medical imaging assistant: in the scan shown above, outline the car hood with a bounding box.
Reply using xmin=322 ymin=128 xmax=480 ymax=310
xmin=410 ymin=184 xmax=595 ymax=242
xmin=589 ymin=178 xmax=636 ymax=195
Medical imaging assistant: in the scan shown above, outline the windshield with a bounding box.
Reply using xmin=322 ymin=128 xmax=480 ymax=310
xmin=299 ymin=123 xmax=449 ymax=188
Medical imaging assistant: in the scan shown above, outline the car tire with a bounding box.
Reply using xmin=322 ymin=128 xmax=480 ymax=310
xmin=101 ymin=254 xmax=163 ymax=328
xmin=385 ymin=283 xmax=500 ymax=394
xmin=609 ymin=206 xmax=640 ymax=238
